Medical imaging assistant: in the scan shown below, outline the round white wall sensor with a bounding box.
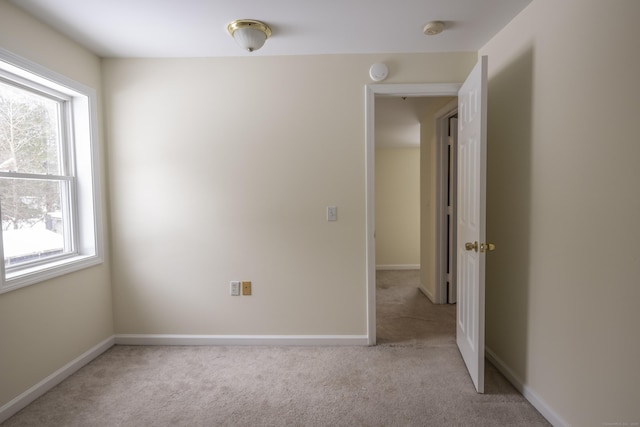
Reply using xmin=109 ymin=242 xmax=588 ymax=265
xmin=369 ymin=63 xmax=389 ymax=82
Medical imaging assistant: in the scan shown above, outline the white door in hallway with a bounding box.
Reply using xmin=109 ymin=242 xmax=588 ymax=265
xmin=456 ymin=56 xmax=489 ymax=393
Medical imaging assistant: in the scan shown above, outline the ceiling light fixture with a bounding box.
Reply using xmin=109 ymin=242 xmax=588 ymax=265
xmin=423 ymin=21 xmax=445 ymax=36
xmin=227 ymin=19 xmax=272 ymax=52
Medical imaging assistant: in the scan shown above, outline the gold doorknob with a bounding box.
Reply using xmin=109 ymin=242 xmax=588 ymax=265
xmin=465 ymin=241 xmax=478 ymax=252
xmin=480 ymin=243 xmax=496 ymax=253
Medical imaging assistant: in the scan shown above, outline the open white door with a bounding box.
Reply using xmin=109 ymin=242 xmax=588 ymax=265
xmin=456 ymin=56 xmax=491 ymax=393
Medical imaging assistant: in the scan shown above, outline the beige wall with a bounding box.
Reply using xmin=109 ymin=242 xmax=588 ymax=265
xmin=375 ymin=147 xmax=420 ymax=268
xmin=480 ymin=0 xmax=640 ymax=425
xmin=103 ymin=53 xmax=476 ymax=336
xmin=0 ymin=0 xmax=113 ymax=409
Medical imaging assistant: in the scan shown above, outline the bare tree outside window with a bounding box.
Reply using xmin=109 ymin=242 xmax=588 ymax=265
xmin=0 ymin=50 xmax=102 ymax=293
xmin=0 ymin=80 xmax=70 ymax=267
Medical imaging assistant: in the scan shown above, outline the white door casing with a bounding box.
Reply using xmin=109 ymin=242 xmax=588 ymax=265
xmin=448 ymin=116 xmax=458 ymax=304
xmin=456 ymin=56 xmax=488 ymax=393
xmin=365 ymin=83 xmax=461 ymax=345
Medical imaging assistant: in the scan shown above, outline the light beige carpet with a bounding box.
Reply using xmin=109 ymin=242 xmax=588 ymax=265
xmin=1 ymin=270 xmax=550 ymax=426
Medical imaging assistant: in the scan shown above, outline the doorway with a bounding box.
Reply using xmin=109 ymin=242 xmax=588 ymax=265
xmin=365 ymin=84 xmax=461 ymax=345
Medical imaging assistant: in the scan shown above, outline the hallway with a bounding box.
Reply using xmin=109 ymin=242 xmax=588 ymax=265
xmin=376 ymin=269 xmax=455 ymax=346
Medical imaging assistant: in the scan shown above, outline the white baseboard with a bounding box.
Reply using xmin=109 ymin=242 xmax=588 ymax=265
xmin=485 ymin=347 xmax=569 ymax=427
xmin=115 ymin=334 xmax=370 ymax=346
xmin=376 ymin=264 xmax=420 ymax=270
xmin=418 ymin=285 xmax=436 ymax=303
xmin=0 ymin=336 xmax=114 ymax=424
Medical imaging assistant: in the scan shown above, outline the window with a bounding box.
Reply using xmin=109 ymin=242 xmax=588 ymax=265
xmin=0 ymin=48 xmax=102 ymax=293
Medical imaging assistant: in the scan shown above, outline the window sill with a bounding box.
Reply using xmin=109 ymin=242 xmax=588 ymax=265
xmin=0 ymin=253 xmax=103 ymax=295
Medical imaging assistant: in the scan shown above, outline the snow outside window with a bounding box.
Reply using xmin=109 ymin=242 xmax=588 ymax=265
xmin=0 ymin=49 xmax=102 ymax=293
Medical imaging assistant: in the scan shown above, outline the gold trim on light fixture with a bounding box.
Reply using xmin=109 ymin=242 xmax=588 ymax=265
xmin=227 ymin=19 xmax=272 ymax=38
xmin=227 ymin=19 xmax=272 ymax=52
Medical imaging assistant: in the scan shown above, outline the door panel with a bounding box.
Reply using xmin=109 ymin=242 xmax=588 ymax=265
xmin=456 ymin=56 xmax=488 ymax=393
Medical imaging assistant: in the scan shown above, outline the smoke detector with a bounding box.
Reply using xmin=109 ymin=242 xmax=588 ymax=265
xmin=423 ymin=21 xmax=445 ymax=36
xmin=369 ymin=63 xmax=389 ymax=82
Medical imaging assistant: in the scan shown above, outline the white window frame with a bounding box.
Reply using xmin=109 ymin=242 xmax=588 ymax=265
xmin=0 ymin=48 xmax=103 ymax=294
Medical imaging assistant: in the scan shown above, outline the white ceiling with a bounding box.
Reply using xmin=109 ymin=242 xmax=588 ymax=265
xmin=10 ymin=0 xmax=532 ymax=58
xmin=10 ymin=0 xmax=530 ymax=149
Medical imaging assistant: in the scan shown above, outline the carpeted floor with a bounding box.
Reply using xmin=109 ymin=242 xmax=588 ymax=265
xmin=1 ymin=270 xmax=550 ymax=426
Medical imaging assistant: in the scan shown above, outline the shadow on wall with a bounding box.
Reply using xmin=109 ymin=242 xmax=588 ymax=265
xmin=485 ymin=46 xmax=534 ymax=382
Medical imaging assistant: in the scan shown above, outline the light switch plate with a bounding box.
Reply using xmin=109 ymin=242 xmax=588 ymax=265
xmin=327 ymin=206 xmax=337 ymax=221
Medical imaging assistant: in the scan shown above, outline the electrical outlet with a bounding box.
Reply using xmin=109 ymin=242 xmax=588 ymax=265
xmin=230 ymin=281 xmax=241 ymax=296
xmin=242 ymin=281 xmax=252 ymax=296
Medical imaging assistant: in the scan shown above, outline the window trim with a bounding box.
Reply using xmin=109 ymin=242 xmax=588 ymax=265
xmin=0 ymin=48 xmax=103 ymax=294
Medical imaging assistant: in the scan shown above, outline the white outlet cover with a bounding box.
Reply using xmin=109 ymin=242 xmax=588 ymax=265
xmin=230 ymin=281 xmax=241 ymax=296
